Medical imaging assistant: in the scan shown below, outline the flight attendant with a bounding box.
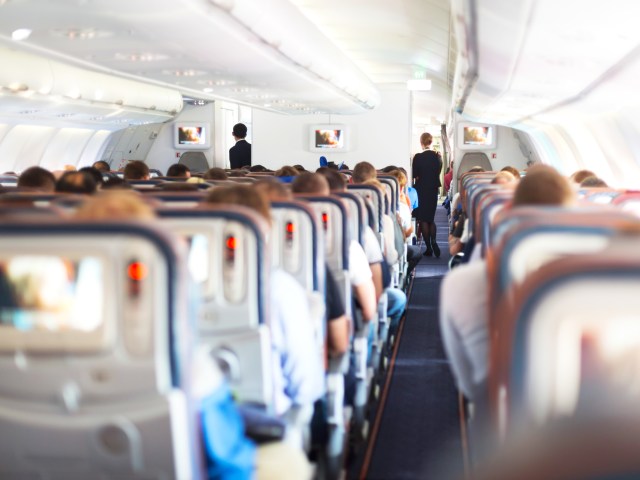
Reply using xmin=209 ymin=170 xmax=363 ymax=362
xmin=229 ymin=123 xmax=252 ymax=169
xmin=411 ymin=132 xmax=443 ymax=257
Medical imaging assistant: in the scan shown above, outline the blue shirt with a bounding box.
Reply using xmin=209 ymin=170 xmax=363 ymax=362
xmin=407 ymin=186 xmax=419 ymax=210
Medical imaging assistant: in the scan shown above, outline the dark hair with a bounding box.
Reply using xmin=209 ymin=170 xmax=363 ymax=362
xmin=381 ymin=165 xmax=399 ymax=173
xmin=291 ymin=172 xmax=330 ymax=195
xmin=55 ymin=170 xmax=98 ymax=194
xmin=123 ymin=160 xmax=150 ymax=180
xmin=316 ymin=167 xmax=346 ymax=192
xmin=274 ymin=166 xmax=299 ymax=177
xmin=232 ymin=123 xmax=248 ymax=138
xmin=166 ymin=163 xmax=190 ymax=178
xmin=79 ymin=166 xmax=104 ymax=186
xmin=102 ymin=176 xmax=132 ymax=190
xmin=249 ymin=165 xmax=269 ymax=173
xmin=17 ymin=166 xmax=56 ymax=192
xmin=293 ymin=165 xmax=306 ymax=172
xmin=203 ymin=168 xmax=228 ymax=180
xmin=92 ymin=160 xmax=111 ymax=172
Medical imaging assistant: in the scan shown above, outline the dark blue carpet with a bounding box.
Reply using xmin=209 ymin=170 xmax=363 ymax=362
xmin=358 ymin=206 xmax=463 ymax=479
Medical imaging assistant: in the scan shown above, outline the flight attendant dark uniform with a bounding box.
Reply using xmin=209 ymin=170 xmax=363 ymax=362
xmin=412 ymin=148 xmax=443 ymax=256
xmin=229 ymin=139 xmax=251 ymax=170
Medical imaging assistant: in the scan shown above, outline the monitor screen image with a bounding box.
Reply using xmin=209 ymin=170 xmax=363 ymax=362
xmin=315 ymin=129 xmax=344 ymax=149
xmin=178 ymin=126 xmax=205 ymax=145
xmin=0 ymin=255 xmax=103 ymax=333
xmin=463 ymin=126 xmax=493 ymax=145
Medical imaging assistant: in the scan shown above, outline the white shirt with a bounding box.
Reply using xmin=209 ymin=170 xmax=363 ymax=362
xmin=348 ymin=240 xmax=373 ymax=286
xmin=270 ymin=268 xmax=325 ymax=415
xmin=439 ymin=260 xmax=489 ymax=401
xmin=363 ymin=226 xmax=383 ymax=264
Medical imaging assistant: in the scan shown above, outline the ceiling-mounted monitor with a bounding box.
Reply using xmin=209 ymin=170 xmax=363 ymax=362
xmin=174 ymin=122 xmax=211 ymax=150
xmin=457 ymin=122 xmax=497 ymax=150
xmin=310 ymin=124 xmax=349 ymax=153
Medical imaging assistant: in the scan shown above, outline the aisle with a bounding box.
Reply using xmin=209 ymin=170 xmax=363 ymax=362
xmin=354 ymin=205 xmax=463 ymax=479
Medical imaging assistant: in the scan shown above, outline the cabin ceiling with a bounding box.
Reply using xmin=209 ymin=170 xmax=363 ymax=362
xmin=0 ymin=0 xmax=452 ymax=125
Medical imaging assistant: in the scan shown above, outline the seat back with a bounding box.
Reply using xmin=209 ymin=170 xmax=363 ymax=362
xmin=0 ymin=219 xmax=202 ymax=479
xmin=179 ymin=151 xmax=209 ymax=173
xmin=334 ymin=191 xmax=366 ymax=246
xmin=497 ymin=247 xmax=640 ymax=432
xmin=348 ymin=184 xmax=383 ymax=237
xmin=378 ymin=175 xmax=400 ymax=212
xmin=157 ymin=205 xmax=273 ymax=409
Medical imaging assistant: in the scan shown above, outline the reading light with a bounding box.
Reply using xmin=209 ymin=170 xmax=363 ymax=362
xmin=407 ymin=79 xmax=432 ymax=91
xmin=127 ymin=261 xmax=148 ymax=281
xmin=11 ymin=28 xmax=31 ymax=41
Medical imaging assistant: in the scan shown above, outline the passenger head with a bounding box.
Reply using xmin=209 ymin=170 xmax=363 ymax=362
xmin=293 ymin=165 xmax=306 ymax=172
xmin=513 ymin=165 xmax=575 ymax=207
xmin=381 ymin=165 xmax=399 ymax=173
xmin=254 ymin=178 xmax=292 ymax=202
xmin=204 ymin=185 xmax=270 ymax=223
xmin=316 ymin=167 xmax=347 ymax=192
xmin=274 ymin=166 xmax=300 ymax=178
xmin=420 ymin=132 xmax=433 ymax=148
xmin=352 ymin=161 xmax=377 ymax=184
xmin=249 ymin=164 xmax=269 ymax=173
xmin=123 ymin=160 xmax=150 ymax=180
xmin=203 ymin=168 xmax=228 ymax=181
xmin=102 ymin=176 xmax=132 ymax=190
xmin=78 ymin=166 xmax=104 ymax=187
xmin=55 ymin=170 xmax=98 ymax=194
xmin=232 ymin=123 xmax=248 ymax=139
xmin=74 ymin=190 xmax=155 ymax=220
xmin=501 ymin=166 xmax=521 ymax=180
xmin=387 ymin=169 xmax=408 ymax=190
xmin=468 ymin=166 xmax=486 ymax=174
xmin=291 ymin=172 xmax=330 ymax=195
xmin=491 ymin=171 xmax=517 ymax=185
xmin=580 ymin=176 xmax=608 ymax=188
xmin=166 ymin=163 xmax=191 ymax=178
xmin=17 ymin=166 xmax=56 ymax=192
xmin=569 ymin=169 xmax=597 ymax=185
xmin=92 ymin=160 xmax=111 ymax=173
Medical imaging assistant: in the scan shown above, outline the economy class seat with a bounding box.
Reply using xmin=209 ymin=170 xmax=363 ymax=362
xmin=0 ymin=218 xmax=203 ymax=480
xmin=347 ymin=184 xmax=383 ymax=245
xmin=492 ymin=238 xmax=640 ymax=439
xmin=486 ymin=209 xmax=640 ymax=432
xmin=157 ymin=205 xmax=274 ymax=410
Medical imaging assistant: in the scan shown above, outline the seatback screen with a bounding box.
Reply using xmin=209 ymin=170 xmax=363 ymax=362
xmin=0 ymin=255 xmax=104 ymax=339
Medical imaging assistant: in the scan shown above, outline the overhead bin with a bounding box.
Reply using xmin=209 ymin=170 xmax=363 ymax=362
xmin=0 ymin=46 xmax=183 ymax=125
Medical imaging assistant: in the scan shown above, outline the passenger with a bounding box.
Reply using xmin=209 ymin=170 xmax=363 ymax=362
xmin=123 ymin=160 xmax=150 ymax=180
xmin=204 ymin=185 xmax=325 ymax=420
xmin=91 ymin=160 xmax=111 ymax=173
xmin=254 ymin=178 xmax=292 ymax=202
xmin=101 ymin=176 xmax=132 ymax=190
xmin=352 ymin=161 xmax=377 ymax=184
xmin=274 ymin=166 xmax=299 ymax=178
xmin=491 ymin=171 xmax=516 ymax=185
xmin=74 ymin=189 xmax=155 ymax=220
xmin=17 ymin=166 xmax=56 ymax=192
xmin=55 ymin=170 xmax=98 ymax=194
xmin=293 ymin=164 xmax=306 ymax=172
xmin=315 ymin=167 xmax=348 ymax=191
xmin=387 ymin=169 xmax=422 ymax=281
xmin=291 ymin=173 xmax=378 ymax=323
xmin=249 ymin=165 xmax=269 ymax=173
xmin=412 ymin=132 xmax=443 ymax=257
xmin=443 ymin=161 xmax=454 ymax=195
xmin=229 ymin=123 xmax=252 ymax=170
xmin=78 ymin=166 xmax=105 ymax=188
xmin=166 ymin=163 xmax=191 ymax=179
xmin=256 ymin=176 xmax=348 ymax=357
xmin=500 ymin=165 xmax=521 ymax=181
xmin=203 ymin=168 xmax=228 ymax=181
xmin=440 ymin=165 xmax=575 ymax=410
xmin=580 ymin=175 xmax=608 ymax=188
xmin=569 ymin=169 xmax=596 ymax=185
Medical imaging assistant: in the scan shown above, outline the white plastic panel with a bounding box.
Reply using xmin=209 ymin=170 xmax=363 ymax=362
xmin=39 ymin=128 xmax=95 ymax=170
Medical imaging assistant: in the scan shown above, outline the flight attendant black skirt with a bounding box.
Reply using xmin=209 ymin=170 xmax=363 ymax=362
xmin=414 ymin=188 xmax=438 ymax=223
